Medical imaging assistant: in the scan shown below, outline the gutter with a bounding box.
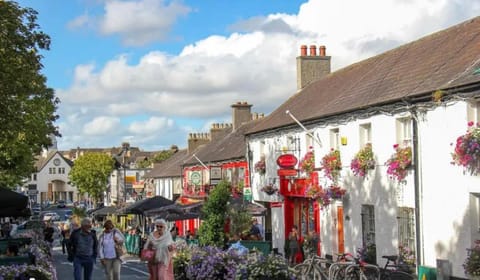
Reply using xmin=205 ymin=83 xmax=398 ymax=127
xmin=411 ymin=109 xmax=424 ymax=267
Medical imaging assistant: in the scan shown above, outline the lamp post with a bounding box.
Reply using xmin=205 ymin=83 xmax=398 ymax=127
xmin=122 ymin=143 xmax=129 ymax=204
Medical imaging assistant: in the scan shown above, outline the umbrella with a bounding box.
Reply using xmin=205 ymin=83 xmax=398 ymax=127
xmin=0 ymin=188 xmax=30 ymax=217
xmin=91 ymin=206 xmax=118 ymax=216
xmin=229 ymin=198 xmax=266 ymax=216
xmin=120 ymin=196 xmax=175 ymax=215
xmin=144 ymin=201 xmax=203 ymax=217
xmin=155 ymin=211 xmax=200 ymax=222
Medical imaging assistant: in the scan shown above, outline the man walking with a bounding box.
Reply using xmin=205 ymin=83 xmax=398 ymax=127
xmin=68 ymin=218 xmax=98 ymax=280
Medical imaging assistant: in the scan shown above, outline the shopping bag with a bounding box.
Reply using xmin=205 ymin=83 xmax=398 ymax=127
xmin=140 ymin=248 xmax=156 ymax=262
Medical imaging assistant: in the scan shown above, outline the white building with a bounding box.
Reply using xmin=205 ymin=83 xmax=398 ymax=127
xmin=23 ymin=150 xmax=76 ymax=204
xmin=246 ymin=16 xmax=480 ymax=278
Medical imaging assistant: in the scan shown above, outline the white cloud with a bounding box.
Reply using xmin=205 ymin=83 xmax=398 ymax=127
xmin=99 ymin=0 xmax=191 ymax=46
xmin=83 ymin=116 xmax=121 ymax=135
xmin=56 ymin=0 xmax=480 ymax=150
xmin=128 ymin=117 xmax=175 ymax=135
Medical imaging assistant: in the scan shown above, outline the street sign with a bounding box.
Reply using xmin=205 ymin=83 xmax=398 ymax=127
xmin=243 ymin=187 xmax=252 ymax=201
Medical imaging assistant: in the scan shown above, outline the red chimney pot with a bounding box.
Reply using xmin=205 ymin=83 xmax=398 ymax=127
xmin=300 ymin=45 xmax=307 ymax=56
xmin=309 ymin=45 xmax=317 ymax=56
xmin=319 ymin=45 xmax=326 ymax=56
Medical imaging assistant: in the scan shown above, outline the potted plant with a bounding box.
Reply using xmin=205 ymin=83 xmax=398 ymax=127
xmin=452 ymin=122 xmax=480 ymax=175
xmin=385 ymin=144 xmax=412 ymax=182
xmin=261 ymin=184 xmax=278 ymax=195
xmin=321 ymin=149 xmax=342 ymax=182
xmin=350 ymin=143 xmax=376 ymax=177
xmin=254 ymin=157 xmax=266 ymax=175
xmin=464 ymin=240 xmax=480 ymax=279
xmin=299 ymin=146 xmax=315 ymax=175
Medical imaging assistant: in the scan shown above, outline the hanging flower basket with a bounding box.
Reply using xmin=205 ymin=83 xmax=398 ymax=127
xmin=254 ymin=159 xmax=266 ymax=175
xmin=350 ymin=143 xmax=376 ymax=177
xmin=299 ymin=146 xmax=315 ymax=175
xmin=261 ymin=184 xmax=278 ymax=195
xmin=327 ymin=185 xmax=346 ymax=200
xmin=385 ymin=144 xmax=412 ymax=182
xmin=305 ymin=183 xmax=331 ymax=209
xmin=321 ymin=149 xmax=342 ymax=182
xmin=452 ymin=122 xmax=480 ymax=175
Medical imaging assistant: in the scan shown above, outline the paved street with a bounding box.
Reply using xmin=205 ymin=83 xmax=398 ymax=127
xmin=52 ymin=244 xmax=150 ymax=279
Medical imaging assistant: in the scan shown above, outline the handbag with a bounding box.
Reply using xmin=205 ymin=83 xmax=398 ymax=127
xmin=115 ymin=242 xmax=126 ymax=258
xmin=112 ymin=229 xmax=126 ymax=258
xmin=140 ymin=248 xmax=156 ymax=262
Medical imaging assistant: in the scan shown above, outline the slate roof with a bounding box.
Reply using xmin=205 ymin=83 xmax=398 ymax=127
xmin=183 ymin=120 xmax=261 ymax=166
xmin=34 ymin=150 xmax=73 ymax=172
xmin=248 ymin=16 xmax=480 ymax=134
xmin=143 ymin=149 xmax=189 ymax=178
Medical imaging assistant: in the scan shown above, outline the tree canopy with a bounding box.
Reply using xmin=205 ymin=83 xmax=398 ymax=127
xmin=68 ymin=153 xmax=115 ymax=203
xmin=198 ymin=180 xmax=231 ymax=247
xmin=0 ymin=1 xmax=59 ymax=188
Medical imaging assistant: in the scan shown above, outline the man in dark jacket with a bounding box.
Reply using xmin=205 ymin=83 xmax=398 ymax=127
xmin=68 ymin=218 xmax=98 ymax=280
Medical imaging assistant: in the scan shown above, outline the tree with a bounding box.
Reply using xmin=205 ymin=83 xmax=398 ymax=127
xmin=198 ymin=180 xmax=231 ymax=247
xmin=69 ymin=153 xmax=115 ymax=204
xmin=0 ymin=1 xmax=59 ymax=189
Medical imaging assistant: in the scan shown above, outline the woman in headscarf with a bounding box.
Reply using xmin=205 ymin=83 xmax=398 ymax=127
xmin=143 ymin=218 xmax=175 ymax=280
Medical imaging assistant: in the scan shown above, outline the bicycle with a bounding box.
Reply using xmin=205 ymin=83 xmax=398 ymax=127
xmin=294 ymin=254 xmax=331 ymax=280
xmin=379 ymin=255 xmax=415 ymax=280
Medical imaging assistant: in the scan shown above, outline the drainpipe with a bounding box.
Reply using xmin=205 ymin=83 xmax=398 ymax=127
xmin=412 ymin=110 xmax=424 ymax=267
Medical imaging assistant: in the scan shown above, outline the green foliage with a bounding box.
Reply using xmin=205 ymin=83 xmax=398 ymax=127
xmin=135 ymin=150 xmax=174 ymax=169
xmin=228 ymin=205 xmax=252 ymax=237
xmin=198 ymin=180 xmax=231 ymax=247
xmin=0 ymin=1 xmax=59 ymax=188
xmin=69 ymin=153 xmax=115 ymax=203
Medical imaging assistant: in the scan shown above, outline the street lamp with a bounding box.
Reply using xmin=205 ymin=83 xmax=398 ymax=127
xmin=122 ymin=144 xmax=129 ymax=204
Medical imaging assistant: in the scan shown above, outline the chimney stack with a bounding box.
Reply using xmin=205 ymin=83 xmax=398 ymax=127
xmin=210 ymin=123 xmax=232 ymax=141
xmin=231 ymin=101 xmax=252 ymax=131
xmin=187 ymin=133 xmax=210 ymax=154
xmin=296 ymin=44 xmax=331 ymax=90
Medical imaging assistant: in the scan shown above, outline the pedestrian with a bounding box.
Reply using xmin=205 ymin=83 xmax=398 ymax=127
xmin=98 ymin=220 xmax=125 ymax=280
xmin=61 ymin=222 xmax=71 ymax=254
xmin=288 ymin=225 xmax=300 ymax=265
xmin=68 ymin=217 xmax=98 ymax=280
xmin=143 ymin=218 xmax=175 ymax=280
xmin=43 ymin=220 xmax=55 ymax=254
xmin=1 ymin=221 xmax=12 ymax=238
xmin=249 ymin=218 xmax=261 ymax=240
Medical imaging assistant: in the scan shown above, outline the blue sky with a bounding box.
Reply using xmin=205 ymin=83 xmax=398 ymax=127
xmin=16 ymin=0 xmax=480 ymax=151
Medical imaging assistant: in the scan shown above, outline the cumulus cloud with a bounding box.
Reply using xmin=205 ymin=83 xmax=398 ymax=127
xmin=56 ymin=0 xmax=480 ymax=150
xmin=99 ymin=0 xmax=191 ymax=46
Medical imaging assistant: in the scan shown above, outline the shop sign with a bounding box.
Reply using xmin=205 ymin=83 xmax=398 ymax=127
xmin=209 ymin=166 xmax=222 ymax=185
xmin=190 ymin=171 xmax=202 ymax=185
xmin=277 ymin=169 xmax=298 ymax=176
xmin=270 ymin=202 xmax=282 ymax=208
xmin=276 ymin=154 xmax=298 ymax=169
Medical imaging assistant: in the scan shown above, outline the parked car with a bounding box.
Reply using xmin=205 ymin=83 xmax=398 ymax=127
xmin=32 ymin=206 xmax=41 ymax=215
xmin=63 ymin=209 xmax=73 ymax=220
xmin=57 ymin=200 xmax=66 ymax=208
xmin=43 ymin=212 xmax=60 ymax=221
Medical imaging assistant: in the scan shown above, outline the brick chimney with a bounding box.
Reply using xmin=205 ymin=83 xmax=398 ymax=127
xmin=231 ymin=101 xmax=252 ymax=130
xmin=210 ymin=123 xmax=232 ymax=141
xmin=187 ymin=133 xmax=210 ymax=154
xmin=296 ymin=44 xmax=331 ymax=90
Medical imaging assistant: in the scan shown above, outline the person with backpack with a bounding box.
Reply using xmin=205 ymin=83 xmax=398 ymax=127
xmin=98 ymin=220 xmax=125 ymax=280
xmin=68 ymin=218 xmax=98 ymax=280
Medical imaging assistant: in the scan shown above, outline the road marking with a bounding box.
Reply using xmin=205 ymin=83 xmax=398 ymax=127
xmin=60 ymin=262 xmax=73 ymax=266
xmin=123 ymin=264 xmax=150 ymax=276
